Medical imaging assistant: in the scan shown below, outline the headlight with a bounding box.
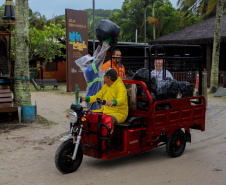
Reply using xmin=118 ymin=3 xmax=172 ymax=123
xmin=69 ymin=111 xmax=78 ymax=123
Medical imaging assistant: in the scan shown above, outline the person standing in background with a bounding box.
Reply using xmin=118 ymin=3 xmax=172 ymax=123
xmin=151 ymin=59 xmax=173 ymax=83
xmin=102 ymin=49 xmax=126 ymax=79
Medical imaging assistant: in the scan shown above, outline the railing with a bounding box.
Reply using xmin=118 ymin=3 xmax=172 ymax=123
xmin=172 ymin=71 xmax=226 ymax=87
xmin=207 ymin=71 xmax=226 ymax=87
xmin=171 ymin=71 xmax=197 ymax=85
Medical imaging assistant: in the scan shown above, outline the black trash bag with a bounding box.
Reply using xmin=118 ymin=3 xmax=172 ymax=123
xmin=137 ymin=84 xmax=146 ymax=97
xmin=124 ymin=76 xmax=133 ymax=80
xmin=132 ymin=68 xmax=157 ymax=94
xmin=137 ymin=101 xmax=149 ymax=111
xmin=147 ymin=76 xmax=157 ymax=94
xmin=156 ymin=78 xmax=179 ymax=100
xmin=131 ymin=68 xmax=194 ymax=102
xmin=178 ymin=81 xmax=194 ymax=98
xmin=132 ymin=68 xmax=149 ymax=81
xmin=155 ymin=103 xmax=172 ymax=111
xmin=136 ymin=92 xmax=157 ymax=111
xmin=96 ymin=19 xmax=120 ymax=45
xmin=131 ymin=68 xmax=158 ymax=110
xmin=132 ymin=68 xmax=149 ymax=98
xmin=151 ymin=92 xmax=156 ymax=102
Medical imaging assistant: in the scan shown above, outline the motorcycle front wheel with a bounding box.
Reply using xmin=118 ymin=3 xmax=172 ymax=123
xmin=55 ymin=139 xmax=83 ymax=174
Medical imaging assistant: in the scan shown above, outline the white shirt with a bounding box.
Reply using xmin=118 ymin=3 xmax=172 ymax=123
xmin=151 ymin=69 xmax=173 ymax=83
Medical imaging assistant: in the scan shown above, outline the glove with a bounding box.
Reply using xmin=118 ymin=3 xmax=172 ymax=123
xmin=103 ymin=38 xmax=112 ymax=43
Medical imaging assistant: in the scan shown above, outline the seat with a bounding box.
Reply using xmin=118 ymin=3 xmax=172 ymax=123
xmin=126 ymin=84 xmax=137 ymax=111
xmin=115 ymin=116 xmax=144 ymax=129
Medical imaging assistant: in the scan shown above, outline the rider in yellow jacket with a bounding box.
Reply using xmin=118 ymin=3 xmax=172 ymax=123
xmin=83 ymin=68 xmax=128 ymax=124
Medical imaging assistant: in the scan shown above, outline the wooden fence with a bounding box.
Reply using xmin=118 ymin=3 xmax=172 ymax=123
xmin=172 ymin=71 xmax=226 ymax=87
xmin=207 ymin=71 xmax=226 ymax=87
xmin=171 ymin=71 xmax=197 ymax=85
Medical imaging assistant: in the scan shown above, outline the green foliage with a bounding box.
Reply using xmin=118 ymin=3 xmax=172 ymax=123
xmin=109 ymin=0 xmax=201 ymax=42
xmin=28 ymin=9 xmax=117 ymax=40
xmin=85 ymin=8 xmax=115 ymax=19
xmin=177 ymin=0 xmax=226 ymax=23
xmin=29 ymin=23 xmax=66 ymax=62
xmin=110 ymin=0 xmax=145 ymax=42
xmin=46 ymin=15 xmax=66 ymax=29
xmin=11 ymin=23 xmax=66 ymax=67
xmin=29 ymin=11 xmax=47 ymax=30
xmin=6 ymin=7 xmax=116 ymax=65
xmin=3 ymin=2 xmax=204 ymax=57
xmin=29 ymin=11 xmax=66 ymax=30
xmin=84 ymin=9 xmax=119 ymax=39
xmin=180 ymin=13 xmax=201 ymax=27
xmin=0 ymin=5 xmax=4 ymax=23
xmin=154 ymin=1 xmax=181 ymax=38
xmin=110 ymin=0 xmax=147 ymax=41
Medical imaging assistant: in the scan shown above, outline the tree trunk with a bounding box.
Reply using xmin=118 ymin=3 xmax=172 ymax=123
xmin=14 ymin=0 xmax=31 ymax=106
xmin=210 ymin=0 xmax=224 ymax=93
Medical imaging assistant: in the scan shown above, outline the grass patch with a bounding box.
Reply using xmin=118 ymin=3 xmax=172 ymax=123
xmin=0 ymin=115 xmax=58 ymax=134
xmin=29 ymin=84 xmax=86 ymax=96
xmin=209 ymin=95 xmax=226 ymax=100
xmin=53 ymin=91 xmax=75 ymax=96
xmin=207 ymin=88 xmax=215 ymax=98
xmin=0 ymin=123 xmax=28 ymax=134
xmin=37 ymin=115 xmax=58 ymax=125
xmin=207 ymin=88 xmax=226 ymax=100
xmin=51 ymin=89 xmax=86 ymax=97
xmin=30 ymin=84 xmax=66 ymax=92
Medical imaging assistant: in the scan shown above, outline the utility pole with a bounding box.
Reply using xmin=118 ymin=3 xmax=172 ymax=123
xmin=152 ymin=3 xmax=156 ymax=39
xmin=143 ymin=0 xmax=148 ymax=68
xmin=93 ymin=0 xmax=95 ymax=54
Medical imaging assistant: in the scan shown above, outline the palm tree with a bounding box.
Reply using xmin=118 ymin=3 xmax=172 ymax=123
xmin=149 ymin=0 xmax=159 ymax=39
xmin=178 ymin=0 xmax=225 ymax=92
xmin=29 ymin=11 xmax=47 ymax=30
xmin=14 ymin=0 xmax=31 ymax=106
xmin=210 ymin=0 xmax=224 ymax=92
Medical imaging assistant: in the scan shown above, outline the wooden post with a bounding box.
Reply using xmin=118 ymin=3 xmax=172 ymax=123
xmin=223 ymin=73 xmax=226 ymax=88
xmin=202 ymin=72 xmax=208 ymax=105
xmin=206 ymin=44 xmax=211 ymax=87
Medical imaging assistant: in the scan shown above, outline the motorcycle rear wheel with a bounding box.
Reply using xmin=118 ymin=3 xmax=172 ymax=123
xmin=55 ymin=139 xmax=83 ymax=174
xmin=166 ymin=130 xmax=186 ymax=158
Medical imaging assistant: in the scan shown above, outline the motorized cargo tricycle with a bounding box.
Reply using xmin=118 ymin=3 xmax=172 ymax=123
xmin=55 ymin=45 xmax=206 ymax=173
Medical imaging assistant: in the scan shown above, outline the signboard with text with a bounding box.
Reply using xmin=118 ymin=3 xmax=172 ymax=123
xmin=65 ymin=9 xmax=88 ymax=92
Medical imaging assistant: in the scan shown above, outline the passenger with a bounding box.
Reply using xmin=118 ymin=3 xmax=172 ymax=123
xmin=102 ymin=49 xmax=126 ymax=79
xmin=151 ymin=59 xmax=173 ymax=83
xmin=82 ymin=68 xmax=128 ymax=129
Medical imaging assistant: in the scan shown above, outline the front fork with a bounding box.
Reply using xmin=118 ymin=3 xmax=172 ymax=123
xmin=60 ymin=123 xmax=84 ymax=160
xmin=72 ymin=124 xmax=83 ymax=160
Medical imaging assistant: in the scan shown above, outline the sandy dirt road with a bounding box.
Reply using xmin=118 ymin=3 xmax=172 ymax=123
xmin=0 ymin=91 xmax=226 ymax=185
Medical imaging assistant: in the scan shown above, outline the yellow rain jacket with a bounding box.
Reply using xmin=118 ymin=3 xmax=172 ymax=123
xmin=87 ymin=77 xmax=128 ymax=124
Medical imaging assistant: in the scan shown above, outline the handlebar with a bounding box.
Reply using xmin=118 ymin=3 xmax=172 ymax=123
xmin=79 ymin=97 xmax=106 ymax=112
xmin=79 ymin=96 xmax=83 ymax=104
xmin=79 ymin=96 xmax=106 ymax=105
xmin=96 ymin=98 xmax=106 ymax=105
